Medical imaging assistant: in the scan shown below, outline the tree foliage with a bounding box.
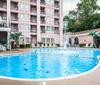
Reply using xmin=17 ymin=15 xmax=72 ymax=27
xmin=64 ymin=0 xmax=100 ymax=32
xmin=10 ymin=32 xmax=22 ymax=48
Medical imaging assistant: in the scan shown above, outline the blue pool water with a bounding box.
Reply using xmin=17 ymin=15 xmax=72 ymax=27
xmin=0 ymin=48 xmax=100 ymax=79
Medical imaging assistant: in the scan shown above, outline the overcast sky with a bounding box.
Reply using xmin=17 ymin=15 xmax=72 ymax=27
xmin=63 ymin=0 xmax=100 ymax=16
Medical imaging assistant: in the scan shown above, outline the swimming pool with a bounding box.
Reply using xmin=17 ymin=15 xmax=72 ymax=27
xmin=0 ymin=48 xmax=100 ymax=79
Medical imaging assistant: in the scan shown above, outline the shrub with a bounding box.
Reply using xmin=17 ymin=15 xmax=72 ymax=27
xmin=26 ymin=44 xmax=31 ymax=48
xmin=20 ymin=44 xmax=24 ymax=48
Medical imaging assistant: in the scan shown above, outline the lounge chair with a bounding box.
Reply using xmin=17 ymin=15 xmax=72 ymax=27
xmin=41 ymin=44 xmax=44 ymax=48
xmin=32 ymin=44 xmax=35 ymax=48
xmin=85 ymin=44 xmax=89 ymax=47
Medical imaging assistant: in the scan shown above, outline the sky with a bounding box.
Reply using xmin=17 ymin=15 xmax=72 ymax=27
xmin=63 ymin=0 xmax=100 ymax=16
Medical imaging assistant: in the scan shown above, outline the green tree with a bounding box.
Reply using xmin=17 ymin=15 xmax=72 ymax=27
xmin=10 ymin=32 xmax=22 ymax=49
xmin=88 ymin=31 xmax=100 ymax=47
xmin=64 ymin=0 xmax=100 ymax=32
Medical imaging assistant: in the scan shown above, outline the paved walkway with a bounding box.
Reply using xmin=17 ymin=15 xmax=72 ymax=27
xmin=0 ymin=48 xmax=33 ymax=55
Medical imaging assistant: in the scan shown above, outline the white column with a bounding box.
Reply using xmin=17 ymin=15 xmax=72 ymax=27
xmin=37 ymin=0 xmax=41 ymax=43
xmin=60 ymin=0 xmax=63 ymax=46
xmin=7 ymin=0 xmax=11 ymax=50
xmin=7 ymin=0 xmax=11 ymax=28
xmin=7 ymin=32 xmax=11 ymax=50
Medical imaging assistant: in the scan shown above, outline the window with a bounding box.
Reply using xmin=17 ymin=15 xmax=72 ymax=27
xmin=19 ymin=37 xmax=24 ymax=44
xmin=46 ymin=17 xmax=50 ymax=24
xmin=26 ymin=24 xmax=30 ymax=30
xmin=51 ymin=26 xmax=54 ymax=31
xmin=20 ymin=24 xmax=24 ymax=30
xmin=25 ymin=14 xmax=30 ymax=20
xmin=46 ymin=0 xmax=49 ymax=5
xmin=51 ymin=38 xmax=54 ymax=43
xmin=41 ymin=38 xmax=45 ymax=43
xmin=25 ymin=4 xmax=30 ymax=10
xmin=51 ymin=18 xmax=54 ymax=24
xmin=46 ymin=26 xmax=50 ymax=31
xmin=47 ymin=38 xmax=50 ymax=43
xmin=19 ymin=13 xmax=24 ymax=20
xmin=51 ymin=9 xmax=54 ymax=15
xmin=26 ymin=37 xmax=30 ymax=44
xmin=20 ymin=3 xmax=24 ymax=9
xmin=46 ymin=8 xmax=50 ymax=14
xmin=50 ymin=0 xmax=54 ymax=6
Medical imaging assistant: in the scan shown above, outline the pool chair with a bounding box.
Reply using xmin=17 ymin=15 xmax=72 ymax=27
xmin=53 ymin=44 xmax=56 ymax=47
xmin=32 ymin=44 xmax=35 ymax=48
xmin=45 ymin=44 xmax=48 ymax=48
xmin=37 ymin=44 xmax=40 ymax=48
xmin=90 ymin=43 xmax=95 ymax=48
xmin=41 ymin=44 xmax=44 ymax=48
xmin=85 ymin=44 xmax=89 ymax=47
xmin=49 ymin=44 xmax=52 ymax=47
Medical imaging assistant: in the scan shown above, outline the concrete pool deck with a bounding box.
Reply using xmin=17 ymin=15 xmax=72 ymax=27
xmin=0 ymin=48 xmax=100 ymax=85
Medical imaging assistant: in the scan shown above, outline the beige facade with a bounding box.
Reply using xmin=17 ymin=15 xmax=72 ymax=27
xmin=67 ymin=28 xmax=100 ymax=45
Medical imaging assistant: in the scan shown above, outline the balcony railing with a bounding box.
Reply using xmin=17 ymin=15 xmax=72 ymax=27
xmin=54 ymin=4 xmax=59 ymax=8
xmin=41 ymin=11 xmax=45 ymax=14
xmin=31 ymin=10 xmax=37 ymax=13
xmin=11 ymin=17 xmax=18 ymax=21
xmin=55 ymin=13 xmax=59 ymax=16
xmin=11 ymin=6 xmax=18 ymax=10
xmin=31 ymin=20 xmax=37 ymax=23
xmin=0 ymin=5 xmax=7 ymax=9
xmin=41 ymin=30 xmax=46 ymax=33
xmin=40 ymin=1 xmax=45 ymax=5
xmin=54 ymin=31 xmax=59 ymax=34
xmin=55 ymin=22 xmax=59 ymax=25
xmin=31 ymin=30 xmax=37 ymax=33
xmin=30 ymin=0 xmax=37 ymax=3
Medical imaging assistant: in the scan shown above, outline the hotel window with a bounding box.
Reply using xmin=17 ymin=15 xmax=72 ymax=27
xmin=46 ymin=17 xmax=50 ymax=24
xmin=25 ymin=37 xmax=30 ymax=44
xmin=46 ymin=8 xmax=50 ymax=15
xmin=19 ymin=13 xmax=24 ymax=20
xmin=41 ymin=38 xmax=45 ymax=43
xmin=25 ymin=14 xmax=30 ymax=20
xmin=25 ymin=4 xmax=30 ymax=10
xmin=20 ymin=24 xmax=24 ymax=30
xmin=47 ymin=38 xmax=50 ymax=43
xmin=26 ymin=24 xmax=30 ymax=30
xmin=51 ymin=38 xmax=54 ymax=43
xmin=50 ymin=0 xmax=54 ymax=6
xmin=46 ymin=26 xmax=50 ymax=31
xmin=51 ymin=9 xmax=54 ymax=16
xmin=46 ymin=0 xmax=49 ymax=5
xmin=51 ymin=26 xmax=54 ymax=31
xmin=19 ymin=37 xmax=24 ymax=44
xmin=51 ymin=18 xmax=54 ymax=24
xmin=20 ymin=3 xmax=24 ymax=9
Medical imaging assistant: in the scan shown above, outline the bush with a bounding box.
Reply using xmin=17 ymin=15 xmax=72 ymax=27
xmin=26 ymin=44 xmax=31 ymax=48
xmin=56 ymin=44 xmax=60 ymax=47
xmin=79 ymin=44 xmax=86 ymax=47
xmin=20 ymin=44 xmax=24 ymax=48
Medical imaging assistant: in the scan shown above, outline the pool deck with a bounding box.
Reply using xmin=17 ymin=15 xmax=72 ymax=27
xmin=0 ymin=48 xmax=100 ymax=85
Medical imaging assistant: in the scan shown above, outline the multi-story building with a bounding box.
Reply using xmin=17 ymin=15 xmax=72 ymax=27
xmin=0 ymin=0 xmax=63 ymax=50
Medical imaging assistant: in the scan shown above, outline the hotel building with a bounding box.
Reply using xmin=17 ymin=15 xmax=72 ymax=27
xmin=0 ymin=0 xmax=63 ymax=50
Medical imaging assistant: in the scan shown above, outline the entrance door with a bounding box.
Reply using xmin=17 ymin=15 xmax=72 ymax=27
xmin=11 ymin=41 xmax=14 ymax=49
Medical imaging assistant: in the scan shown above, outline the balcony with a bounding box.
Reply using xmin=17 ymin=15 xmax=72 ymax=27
xmin=41 ymin=8 xmax=45 ymax=14
xmin=40 ymin=0 xmax=45 ymax=5
xmin=31 ymin=30 xmax=37 ymax=33
xmin=0 ymin=5 xmax=7 ymax=11
xmin=55 ymin=13 xmax=59 ymax=17
xmin=54 ymin=21 xmax=59 ymax=25
xmin=11 ymin=17 xmax=18 ymax=21
xmin=11 ymin=6 xmax=18 ymax=11
xmin=30 ymin=0 xmax=37 ymax=5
